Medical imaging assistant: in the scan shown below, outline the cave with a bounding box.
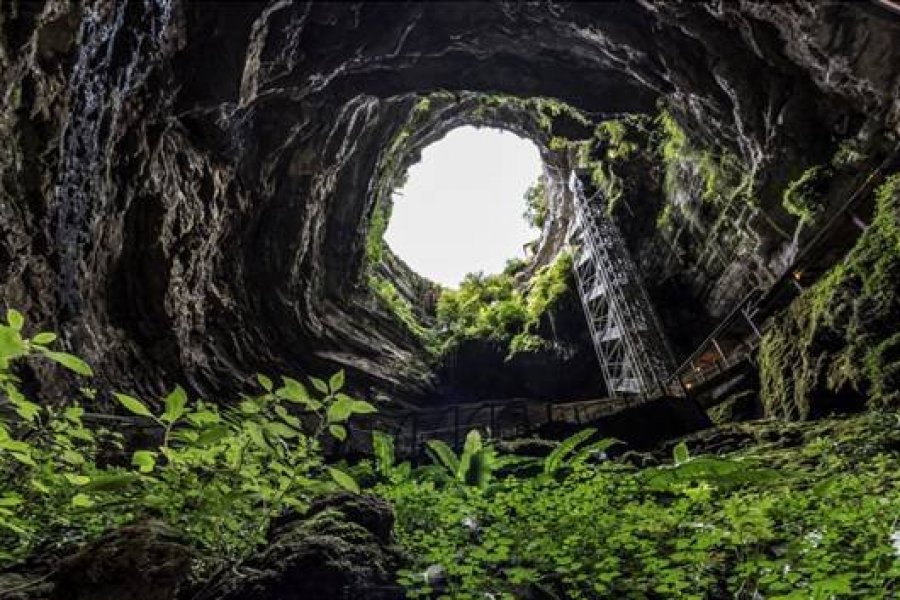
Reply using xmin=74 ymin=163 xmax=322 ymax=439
xmin=2 ymin=1 xmax=900 ymax=598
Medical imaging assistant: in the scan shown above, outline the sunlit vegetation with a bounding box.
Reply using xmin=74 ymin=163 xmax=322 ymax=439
xmin=522 ymin=175 xmax=549 ymax=229
xmin=0 ymin=310 xmax=372 ymax=567
xmin=3 ymin=304 xmax=900 ymax=597
xmin=435 ymin=252 xmax=573 ymax=358
xmin=371 ymin=415 xmax=900 ymax=599
xmin=782 ymin=165 xmax=833 ymax=223
xmin=760 ymin=174 xmax=900 ymax=418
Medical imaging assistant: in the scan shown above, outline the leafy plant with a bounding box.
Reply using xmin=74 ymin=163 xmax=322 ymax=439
xmin=425 ymin=430 xmax=497 ymax=490
xmin=523 ymin=176 xmax=548 ymax=229
xmin=379 ymin=412 xmax=900 ymax=598
xmin=545 ymin=428 xmax=598 ymax=476
xmin=0 ymin=310 xmax=375 ymax=566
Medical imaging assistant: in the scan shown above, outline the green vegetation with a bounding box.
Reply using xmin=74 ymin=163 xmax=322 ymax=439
xmin=435 ymin=252 xmax=573 ymax=359
xmin=366 ymin=201 xmax=391 ymax=265
xmin=370 ymin=274 xmax=432 ymax=341
xmin=656 ymin=109 xmax=748 ymax=208
xmin=471 ymin=94 xmax=590 ymax=134
xmin=782 ymin=165 xmax=833 ymax=223
xmin=377 ymin=414 xmax=900 ymax=599
xmin=760 ymin=174 xmax=900 ymax=418
xmin=523 ymin=175 xmax=549 ymax=229
xmin=596 ymin=119 xmax=641 ymax=161
xmin=4 ymin=311 xmax=900 ymax=598
xmin=0 ymin=309 xmax=373 ymax=567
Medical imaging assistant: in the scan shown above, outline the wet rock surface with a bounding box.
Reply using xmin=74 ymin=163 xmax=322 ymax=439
xmin=194 ymin=493 xmax=404 ymax=600
xmin=2 ymin=2 xmax=899 ymax=403
xmin=50 ymin=520 xmax=192 ymax=600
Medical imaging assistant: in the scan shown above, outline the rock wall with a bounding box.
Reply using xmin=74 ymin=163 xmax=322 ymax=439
xmin=1 ymin=1 xmax=899 ymax=404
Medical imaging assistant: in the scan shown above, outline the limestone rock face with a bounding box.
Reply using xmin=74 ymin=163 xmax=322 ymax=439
xmin=50 ymin=520 xmax=193 ymax=600
xmin=194 ymin=493 xmax=404 ymax=600
xmin=1 ymin=1 xmax=899 ymax=401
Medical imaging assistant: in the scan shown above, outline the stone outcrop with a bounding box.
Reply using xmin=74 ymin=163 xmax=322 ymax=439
xmin=193 ymin=492 xmax=404 ymax=600
xmin=1 ymin=1 xmax=899 ymax=405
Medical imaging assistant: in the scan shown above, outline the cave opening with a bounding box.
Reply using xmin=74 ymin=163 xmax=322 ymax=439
xmin=384 ymin=126 xmax=543 ymax=288
xmin=4 ymin=2 xmax=900 ymax=596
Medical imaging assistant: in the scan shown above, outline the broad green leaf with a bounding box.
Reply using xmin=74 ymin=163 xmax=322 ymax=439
xmin=162 ymin=386 xmax=188 ymax=423
xmin=114 ymin=393 xmax=153 ymax=418
xmin=425 ymin=439 xmax=460 ymax=478
xmin=277 ymin=377 xmax=311 ymax=404
xmin=350 ymin=398 xmax=377 ymax=415
xmin=245 ymin=422 xmax=270 ymax=451
xmin=31 ymin=332 xmax=56 ymax=345
xmin=327 ymin=466 xmax=359 ymax=493
xmin=265 ymin=421 xmax=299 ymax=439
xmin=6 ymin=309 xmax=24 ymax=331
xmin=64 ymin=474 xmax=91 ymax=486
xmin=64 ymin=406 xmax=85 ymax=422
xmin=274 ymin=405 xmax=301 ymax=428
xmin=6 ymin=384 xmax=39 ymax=423
xmin=187 ymin=409 xmax=219 ymax=427
xmin=0 ymin=438 xmax=32 ymax=453
xmin=11 ymin=452 xmax=36 ymax=467
xmin=329 ymin=370 xmax=345 ymax=393
xmin=544 ymin=428 xmax=598 ymax=476
xmin=45 ymin=351 xmax=93 ymax=377
xmin=239 ymin=400 xmax=261 ymax=414
xmin=673 ymin=441 xmax=690 ymax=466
xmin=326 ymin=396 xmax=356 ymax=423
xmin=0 ymin=326 xmax=28 ymax=361
xmin=458 ymin=430 xmax=484 ymax=482
xmin=132 ymin=450 xmax=157 ymax=473
xmin=329 ymin=424 xmax=347 ymax=441
xmin=30 ymin=479 xmax=50 ymax=494
xmin=256 ymin=373 xmax=273 ymax=392
xmin=196 ymin=425 xmax=230 ymax=446
xmin=61 ymin=449 xmax=85 ymax=465
xmin=310 ymin=376 xmax=329 ymax=395
xmin=71 ymin=493 xmax=94 ymax=508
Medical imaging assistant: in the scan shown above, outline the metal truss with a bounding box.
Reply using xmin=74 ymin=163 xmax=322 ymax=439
xmin=568 ymin=172 xmax=676 ymax=398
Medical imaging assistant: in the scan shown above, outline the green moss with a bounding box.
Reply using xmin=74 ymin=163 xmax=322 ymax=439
xmin=760 ymin=173 xmax=900 ymax=418
xmin=370 ymin=275 xmax=432 ymax=343
xmin=656 ymin=109 xmax=746 ymax=208
xmin=590 ymin=161 xmax=624 ymax=213
xmin=831 ymin=139 xmax=867 ymax=169
xmin=365 ymin=201 xmax=390 ymax=266
xmin=782 ymin=165 xmax=833 ymax=222
xmin=655 ymin=203 xmax=673 ymax=230
xmin=595 ymin=120 xmax=639 ymax=161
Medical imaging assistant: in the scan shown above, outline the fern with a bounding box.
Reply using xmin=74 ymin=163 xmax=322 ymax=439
xmin=457 ymin=430 xmax=483 ymax=483
xmin=425 ymin=440 xmax=460 ymax=477
xmin=569 ymin=438 xmax=620 ymax=470
xmin=544 ymin=428 xmax=598 ymax=476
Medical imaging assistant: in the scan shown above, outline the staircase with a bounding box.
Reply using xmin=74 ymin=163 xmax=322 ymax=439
xmin=568 ymin=171 xmax=676 ymax=398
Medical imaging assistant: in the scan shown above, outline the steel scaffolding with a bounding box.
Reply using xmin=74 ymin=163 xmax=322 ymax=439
xmin=568 ymin=171 xmax=676 ymax=397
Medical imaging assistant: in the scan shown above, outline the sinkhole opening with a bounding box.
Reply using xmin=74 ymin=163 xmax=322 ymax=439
xmin=384 ymin=126 xmax=543 ymax=288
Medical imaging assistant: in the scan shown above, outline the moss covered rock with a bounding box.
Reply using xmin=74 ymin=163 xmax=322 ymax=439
xmin=196 ymin=493 xmax=404 ymax=600
xmin=50 ymin=520 xmax=193 ymax=600
xmin=760 ymin=173 xmax=900 ymax=419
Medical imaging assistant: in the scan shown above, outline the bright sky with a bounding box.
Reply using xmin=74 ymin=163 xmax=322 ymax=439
xmin=385 ymin=126 xmax=542 ymax=288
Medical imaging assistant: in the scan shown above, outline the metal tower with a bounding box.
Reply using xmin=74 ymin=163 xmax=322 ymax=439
xmin=568 ymin=171 xmax=676 ymax=397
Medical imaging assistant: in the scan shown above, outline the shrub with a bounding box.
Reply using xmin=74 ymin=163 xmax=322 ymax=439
xmin=0 ymin=310 xmax=373 ymax=566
